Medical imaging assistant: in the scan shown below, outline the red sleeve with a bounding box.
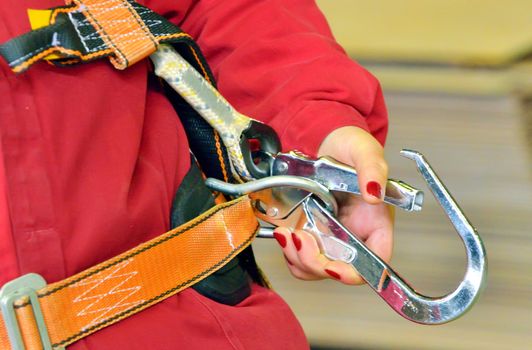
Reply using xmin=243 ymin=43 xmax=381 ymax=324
xmin=178 ymin=0 xmax=388 ymax=156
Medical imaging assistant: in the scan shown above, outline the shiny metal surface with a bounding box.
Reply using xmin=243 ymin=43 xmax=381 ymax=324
xmin=0 ymin=274 xmax=53 ymax=350
xmin=302 ymin=196 xmax=485 ymax=324
xmin=257 ymin=226 xmax=275 ymax=238
xmin=242 ymin=150 xmax=486 ymax=324
xmin=272 ymin=152 xmax=424 ymax=211
xmin=205 ymin=175 xmax=338 ymax=216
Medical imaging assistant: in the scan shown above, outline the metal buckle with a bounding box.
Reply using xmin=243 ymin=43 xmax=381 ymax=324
xmin=0 ymin=273 xmax=53 ymax=350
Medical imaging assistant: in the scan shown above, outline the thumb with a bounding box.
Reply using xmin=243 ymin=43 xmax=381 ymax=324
xmin=318 ymin=126 xmax=388 ymax=204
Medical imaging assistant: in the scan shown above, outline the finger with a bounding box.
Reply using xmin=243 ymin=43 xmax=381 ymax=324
xmin=317 ymin=126 xmax=389 ymax=205
xmin=290 ymin=230 xmax=329 ymax=276
xmin=284 ymin=254 xmax=322 ymax=281
xmin=347 ymin=138 xmax=389 ymax=205
xmin=272 ymin=227 xmax=306 ymax=270
xmin=274 ymin=229 xmax=371 ymax=284
xmin=321 ymin=260 xmax=365 ymax=285
xmin=338 ymin=199 xmax=394 ymax=262
xmin=292 ymin=230 xmax=365 ymax=285
xmin=273 ymin=228 xmax=322 ymax=280
xmin=361 ymin=206 xmax=395 ymax=264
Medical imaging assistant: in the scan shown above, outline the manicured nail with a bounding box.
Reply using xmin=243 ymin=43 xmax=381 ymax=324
xmin=284 ymin=254 xmax=294 ymax=266
xmin=366 ymin=181 xmax=382 ymax=199
xmin=325 ymin=269 xmax=341 ymax=280
xmin=273 ymin=231 xmax=287 ymax=248
xmin=291 ymin=232 xmax=302 ymax=251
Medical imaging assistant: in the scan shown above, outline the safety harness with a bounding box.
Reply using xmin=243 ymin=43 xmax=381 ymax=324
xmin=0 ymin=1 xmax=263 ymax=349
xmin=0 ymin=0 xmax=490 ymax=347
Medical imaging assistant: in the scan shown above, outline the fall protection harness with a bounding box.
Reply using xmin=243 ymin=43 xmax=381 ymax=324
xmin=0 ymin=1 xmax=488 ymax=349
xmin=0 ymin=1 xmax=263 ymax=349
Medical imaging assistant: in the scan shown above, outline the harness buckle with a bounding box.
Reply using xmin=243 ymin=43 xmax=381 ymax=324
xmin=0 ymin=273 xmax=53 ymax=350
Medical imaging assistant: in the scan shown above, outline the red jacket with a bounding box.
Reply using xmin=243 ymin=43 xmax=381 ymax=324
xmin=0 ymin=0 xmax=387 ymax=348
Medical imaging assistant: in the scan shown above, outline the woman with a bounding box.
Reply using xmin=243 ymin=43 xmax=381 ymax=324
xmin=0 ymin=0 xmax=393 ymax=348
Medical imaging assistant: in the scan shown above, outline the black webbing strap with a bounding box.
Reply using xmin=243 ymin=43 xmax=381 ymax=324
xmin=1 ymin=1 xmax=187 ymax=72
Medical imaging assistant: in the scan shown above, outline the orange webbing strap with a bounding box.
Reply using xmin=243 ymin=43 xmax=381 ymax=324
xmin=65 ymin=0 xmax=157 ymax=69
xmin=0 ymin=196 xmax=258 ymax=349
xmin=0 ymin=0 xmax=197 ymax=73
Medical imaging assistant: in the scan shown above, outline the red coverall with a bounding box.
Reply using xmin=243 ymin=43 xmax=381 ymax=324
xmin=0 ymin=0 xmax=387 ymax=348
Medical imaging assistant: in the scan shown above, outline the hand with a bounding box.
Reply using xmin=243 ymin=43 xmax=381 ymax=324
xmin=272 ymin=126 xmax=394 ymax=285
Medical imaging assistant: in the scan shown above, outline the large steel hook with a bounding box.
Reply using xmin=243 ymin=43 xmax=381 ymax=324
xmin=295 ymin=149 xmax=487 ymax=324
xmin=206 ymin=149 xmax=487 ymax=324
xmin=386 ymin=149 xmax=488 ymax=323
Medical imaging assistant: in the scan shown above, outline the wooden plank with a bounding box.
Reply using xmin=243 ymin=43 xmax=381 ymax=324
xmin=360 ymin=62 xmax=532 ymax=96
xmin=316 ymin=0 xmax=532 ymax=66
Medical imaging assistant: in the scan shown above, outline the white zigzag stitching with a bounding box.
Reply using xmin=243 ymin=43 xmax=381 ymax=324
xmin=71 ymin=258 xmax=144 ymax=331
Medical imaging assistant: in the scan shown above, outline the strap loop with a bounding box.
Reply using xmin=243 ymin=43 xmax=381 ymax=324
xmin=67 ymin=0 xmax=158 ymax=69
xmin=0 ymin=0 xmax=195 ymax=73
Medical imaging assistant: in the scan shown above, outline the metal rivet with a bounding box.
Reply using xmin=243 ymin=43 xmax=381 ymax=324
xmin=275 ymin=161 xmax=288 ymax=174
xmin=266 ymin=207 xmax=279 ymax=217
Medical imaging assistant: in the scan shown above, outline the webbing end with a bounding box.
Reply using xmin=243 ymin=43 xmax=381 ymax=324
xmin=0 ymin=274 xmax=54 ymax=350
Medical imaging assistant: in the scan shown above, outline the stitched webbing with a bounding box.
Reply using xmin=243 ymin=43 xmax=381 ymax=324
xmin=0 ymin=197 xmax=258 ymax=349
xmin=67 ymin=0 xmax=157 ymax=69
xmin=0 ymin=0 xmax=234 ymax=187
xmin=0 ymin=0 xmax=194 ymax=73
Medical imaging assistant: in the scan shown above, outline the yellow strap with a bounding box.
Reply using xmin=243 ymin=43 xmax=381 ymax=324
xmin=0 ymin=196 xmax=258 ymax=349
xmin=27 ymin=10 xmax=60 ymax=60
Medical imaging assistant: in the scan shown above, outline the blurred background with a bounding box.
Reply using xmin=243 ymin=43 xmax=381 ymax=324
xmin=253 ymin=1 xmax=532 ymax=349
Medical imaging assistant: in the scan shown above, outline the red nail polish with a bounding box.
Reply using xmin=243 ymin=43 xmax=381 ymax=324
xmin=325 ymin=269 xmax=341 ymax=280
xmin=366 ymin=181 xmax=382 ymax=199
xmin=291 ymin=233 xmax=302 ymax=251
xmin=284 ymin=254 xmax=294 ymax=266
xmin=273 ymin=231 xmax=287 ymax=248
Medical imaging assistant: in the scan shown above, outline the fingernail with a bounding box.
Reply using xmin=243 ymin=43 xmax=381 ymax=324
xmin=284 ymin=254 xmax=293 ymax=266
xmin=291 ymin=232 xmax=302 ymax=251
xmin=273 ymin=231 xmax=287 ymax=248
xmin=366 ymin=181 xmax=382 ymax=199
xmin=325 ymin=269 xmax=341 ymax=280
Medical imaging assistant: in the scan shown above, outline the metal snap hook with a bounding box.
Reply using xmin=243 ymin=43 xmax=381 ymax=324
xmin=207 ymin=150 xmax=487 ymax=324
xmin=297 ymin=150 xmax=487 ymax=324
xmin=391 ymin=149 xmax=488 ymax=323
